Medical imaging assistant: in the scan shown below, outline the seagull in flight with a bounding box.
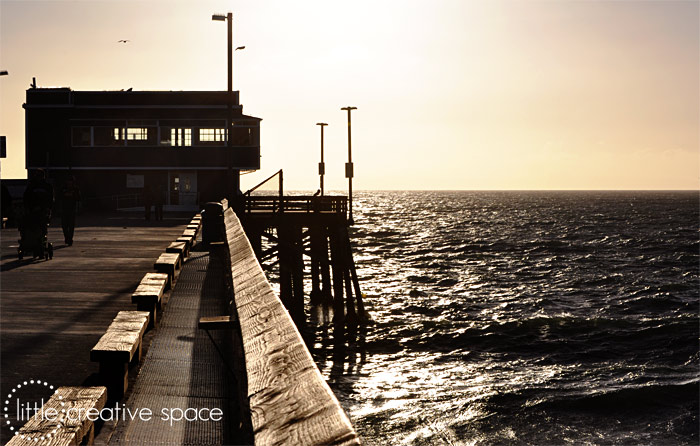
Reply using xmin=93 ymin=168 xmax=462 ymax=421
xmin=117 ymin=39 xmax=130 ymax=43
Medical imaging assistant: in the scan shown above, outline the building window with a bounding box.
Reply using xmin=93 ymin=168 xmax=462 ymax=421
xmin=230 ymin=126 xmax=252 ymax=146
xmin=127 ymin=128 xmax=148 ymax=140
xmin=199 ymin=128 xmax=226 ymax=142
xmin=113 ymin=127 xmax=125 ymax=141
xmin=170 ymin=128 xmax=192 ymax=147
xmin=71 ymin=127 xmax=91 ymax=146
xmin=93 ymin=127 xmax=125 ymax=146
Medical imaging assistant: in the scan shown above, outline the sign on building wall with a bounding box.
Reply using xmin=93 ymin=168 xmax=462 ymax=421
xmin=126 ymin=174 xmax=144 ymax=188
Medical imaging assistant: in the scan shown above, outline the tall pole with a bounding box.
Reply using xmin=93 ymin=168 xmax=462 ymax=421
xmin=316 ymin=123 xmax=327 ymax=196
xmin=340 ymin=106 xmax=357 ymax=225
xmin=227 ymin=12 xmax=236 ymax=200
xmin=227 ymin=12 xmax=232 ymax=94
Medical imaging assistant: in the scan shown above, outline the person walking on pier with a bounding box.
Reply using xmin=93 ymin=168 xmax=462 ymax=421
xmin=60 ymin=175 xmax=81 ymax=245
xmin=143 ymin=185 xmax=154 ymax=221
xmin=154 ymin=184 xmax=165 ymax=221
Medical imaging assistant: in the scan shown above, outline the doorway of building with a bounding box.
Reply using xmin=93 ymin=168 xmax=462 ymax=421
xmin=169 ymin=172 xmax=197 ymax=206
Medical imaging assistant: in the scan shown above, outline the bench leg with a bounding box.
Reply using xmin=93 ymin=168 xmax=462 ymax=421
xmin=154 ymin=266 xmax=174 ymax=287
xmin=100 ymin=361 xmax=128 ymax=401
xmin=80 ymin=421 xmax=95 ymax=445
xmin=136 ymin=301 xmax=158 ymax=329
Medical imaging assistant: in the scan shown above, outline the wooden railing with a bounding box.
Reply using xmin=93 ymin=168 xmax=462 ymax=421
xmin=220 ymin=206 xmax=360 ymax=445
xmin=242 ymin=196 xmax=347 ymax=217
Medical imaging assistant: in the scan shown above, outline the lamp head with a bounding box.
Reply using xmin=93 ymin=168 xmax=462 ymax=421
xmin=316 ymin=122 xmax=328 ymax=126
xmin=341 ymin=106 xmax=357 ymax=111
xmin=211 ymin=14 xmax=226 ymax=21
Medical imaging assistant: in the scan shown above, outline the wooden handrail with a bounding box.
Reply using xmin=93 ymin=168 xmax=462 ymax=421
xmin=221 ymin=208 xmax=359 ymax=445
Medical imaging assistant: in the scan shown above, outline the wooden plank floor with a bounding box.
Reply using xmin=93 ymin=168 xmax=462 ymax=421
xmin=0 ymin=212 xmax=189 ymax=444
xmin=106 ymin=245 xmax=241 ymax=445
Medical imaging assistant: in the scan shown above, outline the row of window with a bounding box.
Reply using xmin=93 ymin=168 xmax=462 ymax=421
xmin=72 ymin=126 xmax=255 ymax=147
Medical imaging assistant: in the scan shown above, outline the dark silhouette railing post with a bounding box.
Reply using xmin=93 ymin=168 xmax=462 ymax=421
xmin=340 ymin=106 xmax=356 ymax=225
xmin=316 ymin=122 xmax=327 ymax=196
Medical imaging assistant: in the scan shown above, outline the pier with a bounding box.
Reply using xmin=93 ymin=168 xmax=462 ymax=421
xmin=237 ymin=195 xmax=368 ymax=328
xmin=0 ymin=206 xmax=360 ymax=445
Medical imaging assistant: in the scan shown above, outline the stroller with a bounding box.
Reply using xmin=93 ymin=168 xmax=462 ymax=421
xmin=17 ymin=206 xmax=53 ymax=261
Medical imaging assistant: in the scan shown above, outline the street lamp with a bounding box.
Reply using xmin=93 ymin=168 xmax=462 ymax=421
xmin=212 ymin=12 xmax=245 ymax=199
xmin=316 ymin=123 xmax=327 ymax=196
xmin=0 ymin=71 xmax=8 ymax=76
xmin=340 ymin=106 xmax=357 ymax=225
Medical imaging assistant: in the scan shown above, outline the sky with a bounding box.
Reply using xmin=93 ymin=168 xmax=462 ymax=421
xmin=0 ymin=0 xmax=698 ymax=190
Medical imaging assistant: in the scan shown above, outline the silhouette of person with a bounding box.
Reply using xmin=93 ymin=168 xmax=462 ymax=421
xmin=60 ymin=175 xmax=81 ymax=245
xmin=154 ymin=184 xmax=165 ymax=221
xmin=143 ymin=185 xmax=153 ymax=220
xmin=23 ymin=169 xmax=54 ymax=240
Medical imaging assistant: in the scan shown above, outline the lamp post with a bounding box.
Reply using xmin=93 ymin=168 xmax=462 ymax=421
xmin=212 ymin=13 xmax=245 ymax=199
xmin=316 ymin=123 xmax=327 ymax=196
xmin=0 ymin=71 xmax=7 ymax=174
xmin=340 ymin=106 xmax=357 ymax=225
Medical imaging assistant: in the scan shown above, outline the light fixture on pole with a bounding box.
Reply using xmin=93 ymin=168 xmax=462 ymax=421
xmin=211 ymin=13 xmax=245 ymax=199
xmin=340 ymin=106 xmax=357 ymax=225
xmin=316 ymin=123 xmax=327 ymax=196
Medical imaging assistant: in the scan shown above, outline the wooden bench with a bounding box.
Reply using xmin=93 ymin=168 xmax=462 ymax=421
xmin=166 ymin=240 xmax=189 ymax=259
xmin=153 ymin=252 xmax=181 ymax=284
xmin=131 ymin=273 xmax=169 ymax=328
xmin=90 ymin=311 xmax=149 ymax=401
xmin=187 ymin=224 xmax=200 ymax=237
xmin=7 ymin=386 xmax=107 ymax=446
xmin=176 ymin=235 xmax=194 ymax=252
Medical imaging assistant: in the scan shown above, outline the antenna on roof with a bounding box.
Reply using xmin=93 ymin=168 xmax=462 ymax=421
xmin=31 ymin=77 xmax=36 ymax=89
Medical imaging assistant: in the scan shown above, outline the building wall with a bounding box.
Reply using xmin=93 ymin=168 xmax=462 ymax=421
xmin=24 ymin=89 xmax=261 ymax=209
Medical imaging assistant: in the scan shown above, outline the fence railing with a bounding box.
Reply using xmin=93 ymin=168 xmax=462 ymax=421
xmin=241 ymin=196 xmax=347 ymax=217
xmin=84 ymin=193 xmax=143 ymax=210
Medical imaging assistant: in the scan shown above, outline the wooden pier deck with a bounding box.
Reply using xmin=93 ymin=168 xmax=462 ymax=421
xmin=0 ymin=212 xmax=188 ymax=443
xmin=1 ymin=206 xmax=360 ymax=445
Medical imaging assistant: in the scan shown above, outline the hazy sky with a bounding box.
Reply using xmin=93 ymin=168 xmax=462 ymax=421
xmin=1 ymin=0 xmax=698 ymax=190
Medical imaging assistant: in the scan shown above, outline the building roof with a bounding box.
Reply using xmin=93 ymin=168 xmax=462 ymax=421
xmin=25 ymin=88 xmax=250 ymax=109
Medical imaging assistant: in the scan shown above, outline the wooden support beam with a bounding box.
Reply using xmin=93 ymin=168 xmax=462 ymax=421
xmin=309 ymin=224 xmax=322 ymax=305
xmin=329 ymin=227 xmax=345 ymax=324
xmin=319 ymin=225 xmax=334 ymax=306
xmin=343 ymin=227 xmax=368 ymax=324
xmin=291 ymin=224 xmax=305 ymax=325
xmin=278 ymin=224 xmax=293 ymax=311
xmin=261 ymin=231 xmax=279 ymax=243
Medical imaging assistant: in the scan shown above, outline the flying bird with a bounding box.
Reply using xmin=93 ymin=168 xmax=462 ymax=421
xmin=117 ymin=40 xmax=130 ymax=43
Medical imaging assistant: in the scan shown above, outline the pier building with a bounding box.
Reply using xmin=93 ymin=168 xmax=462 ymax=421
xmin=23 ymin=87 xmax=261 ymax=210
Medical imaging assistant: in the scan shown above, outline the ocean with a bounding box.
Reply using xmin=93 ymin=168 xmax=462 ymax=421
xmin=305 ymin=191 xmax=699 ymax=445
